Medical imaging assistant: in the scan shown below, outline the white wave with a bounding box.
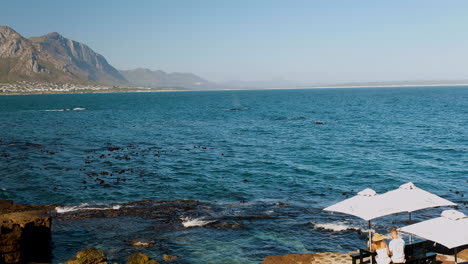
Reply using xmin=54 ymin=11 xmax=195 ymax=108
xmin=44 ymin=107 xmax=86 ymax=112
xmin=313 ymin=222 xmax=372 ymax=233
xmin=55 ymin=203 xmax=121 ymax=213
xmin=56 ymin=203 xmax=89 ymax=213
xmin=181 ymin=217 xmax=214 ymax=228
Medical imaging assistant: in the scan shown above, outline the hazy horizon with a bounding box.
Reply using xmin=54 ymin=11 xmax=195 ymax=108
xmin=4 ymin=0 xmax=468 ymax=85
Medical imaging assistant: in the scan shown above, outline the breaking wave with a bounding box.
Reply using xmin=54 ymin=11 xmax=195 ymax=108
xmin=55 ymin=203 xmax=121 ymax=213
xmin=312 ymin=222 xmax=370 ymax=233
xmin=181 ymin=217 xmax=214 ymax=228
xmin=45 ymin=108 xmax=87 ymax=112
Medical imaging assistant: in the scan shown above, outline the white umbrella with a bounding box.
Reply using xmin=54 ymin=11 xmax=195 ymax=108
xmin=324 ymin=183 xmax=456 ymax=248
xmin=380 ymin=182 xmax=457 ymax=243
xmin=400 ymin=210 xmax=468 ymax=263
xmin=380 ymin=182 xmax=456 ymax=214
xmin=324 ymin=188 xmax=403 ymax=249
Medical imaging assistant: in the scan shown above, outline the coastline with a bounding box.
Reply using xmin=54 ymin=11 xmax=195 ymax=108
xmin=2 ymin=82 xmax=468 ymax=95
xmin=2 ymin=200 xmax=466 ymax=264
xmin=0 ymin=88 xmax=189 ymax=96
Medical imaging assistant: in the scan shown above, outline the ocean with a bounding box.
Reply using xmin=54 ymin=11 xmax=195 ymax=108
xmin=0 ymin=87 xmax=467 ymax=263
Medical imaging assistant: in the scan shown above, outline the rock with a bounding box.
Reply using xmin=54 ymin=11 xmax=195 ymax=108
xmin=65 ymin=248 xmax=107 ymax=264
xmin=0 ymin=200 xmax=13 ymax=210
xmin=0 ymin=202 xmax=52 ymax=264
xmin=162 ymin=254 xmax=178 ymax=262
xmin=126 ymin=252 xmax=159 ymax=264
xmin=131 ymin=238 xmax=156 ymax=247
xmin=262 ymin=254 xmax=316 ymax=264
xmin=207 ymin=221 xmax=242 ymax=229
xmin=262 ymin=252 xmax=351 ymax=264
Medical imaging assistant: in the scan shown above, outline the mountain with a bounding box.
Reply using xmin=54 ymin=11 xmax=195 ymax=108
xmin=0 ymin=25 xmax=214 ymax=89
xmin=0 ymin=25 xmax=126 ymax=85
xmin=120 ymin=68 xmax=210 ymax=89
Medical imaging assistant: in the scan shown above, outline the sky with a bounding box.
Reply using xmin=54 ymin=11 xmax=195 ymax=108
xmin=3 ymin=0 xmax=468 ymax=84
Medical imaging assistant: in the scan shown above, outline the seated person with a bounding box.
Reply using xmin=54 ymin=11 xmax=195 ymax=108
xmin=389 ymin=228 xmax=406 ymax=263
xmin=372 ymin=233 xmax=391 ymax=264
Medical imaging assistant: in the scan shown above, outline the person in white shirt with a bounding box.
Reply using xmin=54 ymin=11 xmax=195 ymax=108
xmin=389 ymin=228 xmax=406 ymax=263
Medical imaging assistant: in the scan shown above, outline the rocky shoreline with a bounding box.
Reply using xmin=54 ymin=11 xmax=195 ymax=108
xmin=1 ymin=200 xmax=467 ymax=264
xmin=0 ymin=200 xmax=54 ymax=263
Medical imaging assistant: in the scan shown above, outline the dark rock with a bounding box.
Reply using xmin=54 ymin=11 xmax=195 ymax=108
xmin=107 ymin=147 xmax=120 ymax=151
xmin=126 ymin=252 xmax=159 ymax=264
xmin=0 ymin=203 xmax=52 ymax=263
xmin=207 ymin=221 xmax=242 ymax=229
xmin=65 ymin=248 xmax=107 ymax=264
xmin=0 ymin=200 xmax=13 ymax=210
xmin=274 ymin=202 xmax=287 ymax=207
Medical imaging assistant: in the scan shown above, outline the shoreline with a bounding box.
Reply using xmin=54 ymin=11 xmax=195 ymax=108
xmin=2 ymin=83 xmax=468 ymax=95
xmin=0 ymin=88 xmax=189 ymax=96
xmin=1 ymin=200 xmax=466 ymax=264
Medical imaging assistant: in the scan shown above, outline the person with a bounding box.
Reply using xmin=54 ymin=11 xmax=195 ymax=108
xmin=372 ymin=233 xmax=391 ymax=264
xmin=389 ymin=228 xmax=406 ymax=263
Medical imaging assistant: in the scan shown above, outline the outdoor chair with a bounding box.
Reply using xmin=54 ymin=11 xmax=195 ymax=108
xmin=350 ymin=249 xmax=376 ymax=264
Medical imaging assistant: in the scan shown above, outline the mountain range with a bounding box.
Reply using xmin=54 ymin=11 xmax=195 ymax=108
xmin=0 ymin=25 xmax=209 ymax=89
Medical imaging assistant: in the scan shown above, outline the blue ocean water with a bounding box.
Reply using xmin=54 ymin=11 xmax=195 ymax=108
xmin=0 ymin=87 xmax=467 ymax=263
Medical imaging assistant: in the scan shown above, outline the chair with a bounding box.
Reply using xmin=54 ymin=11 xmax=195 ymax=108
xmin=350 ymin=249 xmax=377 ymax=264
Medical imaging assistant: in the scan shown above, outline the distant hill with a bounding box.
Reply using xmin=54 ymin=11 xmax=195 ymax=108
xmin=0 ymin=25 xmax=126 ymax=85
xmin=0 ymin=26 xmax=211 ymax=89
xmin=120 ymin=68 xmax=210 ymax=89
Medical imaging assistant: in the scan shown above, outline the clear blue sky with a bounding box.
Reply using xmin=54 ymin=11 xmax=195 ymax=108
xmin=3 ymin=0 xmax=468 ymax=84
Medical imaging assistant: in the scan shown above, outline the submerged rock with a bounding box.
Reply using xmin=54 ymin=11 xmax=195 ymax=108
xmin=126 ymin=252 xmax=159 ymax=264
xmin=65 ymin=248 xmax=107 ymax=264
xmin=131 ymin=238 xmax=156 ymax=247
xmin=162 ymin=254 xmax=178 ymax=262
xmin=207 ymin=221 xmax=242 ymax=229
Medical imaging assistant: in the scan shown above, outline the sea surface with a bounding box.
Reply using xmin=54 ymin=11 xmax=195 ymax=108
xmin=0 ymin=87 xmax=467 ymax=263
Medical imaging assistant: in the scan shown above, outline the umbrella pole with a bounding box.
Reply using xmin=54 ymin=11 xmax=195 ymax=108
xmin=454 ymin=248 xmax=458 ymax=264
xmin=368 ymin=220 xmax=372 ymax=250
xmin=408 ymin=212 xmax=413 ymax=244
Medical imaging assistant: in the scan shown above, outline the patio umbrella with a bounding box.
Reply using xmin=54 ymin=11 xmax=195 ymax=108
xmin=324 ymin=183 xmax=456 ymax=248
xmin=400 ymin=210 xmax=468 ymax=263
xmin=379 ymin=182 xmax=457 ymax=243
xmin=323 ymin=188 xmax=404 ymax=249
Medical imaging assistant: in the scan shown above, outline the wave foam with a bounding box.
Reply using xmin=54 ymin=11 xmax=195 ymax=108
xmin=55 ymin=203 xmax=121 ymax=213
xmin=45 ymin=108 xmax=87 ymax=112
xmin=181 ymin=217 xmax=214 ymax=228
xmin=313 ymin=222 xmax=371 ymax=233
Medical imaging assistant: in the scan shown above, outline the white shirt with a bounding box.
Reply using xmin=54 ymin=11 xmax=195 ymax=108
xmin=389 ymin=237 xmax=406 ymax=263
xmin=375 ymin=248 xmax=391 ymax=264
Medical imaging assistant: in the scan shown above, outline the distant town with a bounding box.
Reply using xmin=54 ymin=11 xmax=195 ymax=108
xmin=0 ymin=81 xmax=189 ymax=94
